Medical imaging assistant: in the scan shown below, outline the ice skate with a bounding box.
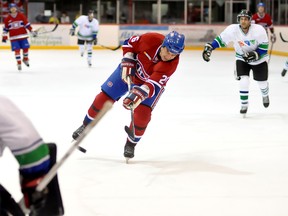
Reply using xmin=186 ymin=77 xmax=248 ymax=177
xmin=72 ymin=124 xmax=86 ymax=140
xmin=262 ymin=95 xmax=269 ymax=108
xmin=81 ymin=52 xmax=84 ymax=57
xmin=22 ymin=59 xmax=29 ymax=67
xmin=88 ymin=60 xmax=92 ymax=67
xmin=281 ymin=69 xmax=287 ymax=77
xmin=124 ymin=141 xmax=136 ymax=163
xmin=17 ymin=64 xmax=22 ymax=71
xmin=240 ymin=106 xmax=248 ymax=118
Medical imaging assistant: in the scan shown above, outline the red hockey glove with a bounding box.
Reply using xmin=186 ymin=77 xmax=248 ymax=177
xmin=123 ymin=86 xmax=149 ymax=110
xmin=242 ymin=51 xmax=259 ymax=63
xmin=270 ymin=33 xmax=276 ymax=43
xmin=21 ymin=175 xmax=48 ymax=211
xmin=2 ymin=35 xmax=8 ymax=43
xmin=121 ymin=57 xmax=137 ymax=83
xmin=202 ymin=43 xmax=213 ymax=62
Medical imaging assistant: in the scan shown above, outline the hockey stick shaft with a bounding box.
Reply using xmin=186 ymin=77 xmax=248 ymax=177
xmin=36 ymin=24 xmax=59 ymax=35
xmin=279 ymin=32 xmax=288 ymax=43
xmin=268 ymin=41 xmax=274 ymax=64
xmin=36 ymin=101 xmax=112 ymax=192
xmin=99 ymin=44 xmax=121 ymax=51
xmin=125 ymin=76 xmax=135 ymax=139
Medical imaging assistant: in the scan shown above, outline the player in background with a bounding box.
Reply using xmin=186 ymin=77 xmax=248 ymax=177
xmin=69 ymin=10 xmax=99 ymax=67
xmin=251 ymin=3 xmax=276 ymax=45
xmin=202 ymin=9 xmax=269 ymax=117
xmin=72 ymin=31 xmax=185 ymax=160
xmin=12 ymin=0 xmax=25 ymax=13
xmin=0 ymin=0 xmax=9 ymax=20
xmin=281 ymin=60 xmax=288 ymax=77
xmin=2 ymin=3 xmax=37 ymax=71
xmin=0 ymin=95 xmax=64 ymax=216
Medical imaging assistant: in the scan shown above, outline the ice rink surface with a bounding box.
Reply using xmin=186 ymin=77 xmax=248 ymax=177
xmin=0 ymin=49 xmax=288 ymax=216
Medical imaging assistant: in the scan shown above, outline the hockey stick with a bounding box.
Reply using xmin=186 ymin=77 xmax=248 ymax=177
xmin=35 ymin=24 xmax=59 ymax=35
xmin=18 ymin=101 xmax=112 ymax=212
xmin=99 ymin=44 xmax=121 ymax=51
xmin=124 ymin=76 xmax=135 ymax=139
xmin=268 ymin=41 xmax=274 ymax=64
xmin=38 ymin=101 xmax=112 ymax=191
xmin=279 ymin=32 xmax=288 ymax=43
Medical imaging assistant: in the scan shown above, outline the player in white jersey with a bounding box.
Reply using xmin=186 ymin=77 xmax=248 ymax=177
xmin=202 ymin=9 xmax=269 ymax=117
xmin=0 ymin=95 xmax=64 ymax=216
xmin=69 ymin=10 xmax=99 ymax=67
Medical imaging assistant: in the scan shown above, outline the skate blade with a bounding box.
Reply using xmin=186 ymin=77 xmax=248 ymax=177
xmin=125 ymin=157 xmax=131 ymax=164
xmin=242 ymin=113 xmax=246 ymax=118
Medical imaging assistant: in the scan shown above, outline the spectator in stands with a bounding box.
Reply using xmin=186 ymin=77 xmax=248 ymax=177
xmin=35 ymin=10 xmax=49 ymax=23
xmin=60 ymin=11 xmax=70 ymax=23
xmin=49 ymin=12 xmax=60 ymax=24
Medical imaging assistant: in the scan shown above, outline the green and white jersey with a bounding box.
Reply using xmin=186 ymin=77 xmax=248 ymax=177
xmin=73 ymin=15 xmax=99 ymax=41
xmin=213 ymin=24 xmax=269 ymax=65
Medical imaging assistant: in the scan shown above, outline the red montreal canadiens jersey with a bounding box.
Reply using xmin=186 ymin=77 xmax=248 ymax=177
xmin=252 ymin=13 xmax=273 ymax=31
xmin=122 ymin=32 xmax=179 ymax=97
xmin=4 ymin=12 xmax=32 ymax=41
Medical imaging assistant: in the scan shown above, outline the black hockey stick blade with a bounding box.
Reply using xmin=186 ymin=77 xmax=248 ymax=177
xmin=124 ymin=125 xmax=135 ymax=139
xmin=99 ymin=44 xmax=121 ymax=51
xmin=279 ymin=32 xmax=288 ymax=43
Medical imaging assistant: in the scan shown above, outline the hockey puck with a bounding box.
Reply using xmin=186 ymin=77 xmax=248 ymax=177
xmin=78 ymin=146 xmax=87 ymax=153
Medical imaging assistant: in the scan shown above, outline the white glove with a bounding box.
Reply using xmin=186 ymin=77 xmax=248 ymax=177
xmin=270 ymin=33 xmax=276 ymax=43
xmin=31 ymin=31 xmax=38 ymax=37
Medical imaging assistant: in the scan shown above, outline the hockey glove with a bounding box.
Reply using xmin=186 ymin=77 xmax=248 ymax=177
xmin=123 ymin=85 xmax=149 ymax=110
xmin=242 ymin=51 xmax=259 ymax=63
xmin=270 ymin=33 xmax=276 ymax=43
xmin=69 ymin=28 xmax=75 ymax=36
xmin=202 ymin=43 xmax=213 ymax=62
xmin=21 ymin=175 xmax=48 ymax=212
xmin=31 ymin=31 xmax=38 ymax=37
xmin=2 ymin=35 xmax=8 ymax=43
xmin=93 ymin=38 xmax=97 ymax=45
xmin=121 ymin=57 xmax=137 ymax=83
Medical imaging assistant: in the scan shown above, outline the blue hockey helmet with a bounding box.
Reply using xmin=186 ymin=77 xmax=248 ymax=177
xmin=162 ymin=31 xmax=185 ymax=55
xmin=9 ymin=3 xmax=17 ymax=9
xmin=257 ymin=2 xmax=265 ymax=7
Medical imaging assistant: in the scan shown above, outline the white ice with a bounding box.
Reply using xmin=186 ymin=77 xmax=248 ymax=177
xmin=0 ymin=49 xmax=288 ymax=216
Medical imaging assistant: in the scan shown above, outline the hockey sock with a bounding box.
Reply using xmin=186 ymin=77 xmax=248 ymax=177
xmin=84 ymin=91 xmax=115 ymax=125
xmin=23 ymin=48 xmax=29 ymax=61
xmin=79 ymin=45 xmax=85 ymax=55
xmin=258 ymin=81 xmax=269 ymax=97
xmin=239 ymin=75 xmax=249 ymax=107
xmin=87 ymin=43 xmax=93 ymax=61
xmin=127 ymin=105 xmax=151 ymax=143
xmin=15 ymin=50 xmax=21 ymax=65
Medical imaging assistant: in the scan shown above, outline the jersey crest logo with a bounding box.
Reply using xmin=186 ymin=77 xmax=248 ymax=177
xmin=244 ymin=40 xmax=251 ymax=46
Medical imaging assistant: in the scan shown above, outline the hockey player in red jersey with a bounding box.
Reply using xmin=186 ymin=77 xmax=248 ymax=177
xmin=2 ymin=3 xmax=37 ymax=71
xmin=72 ymin=31 xmax=185 ymax=160
xmin=251 ymin=2 xmax=276 ymax=43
